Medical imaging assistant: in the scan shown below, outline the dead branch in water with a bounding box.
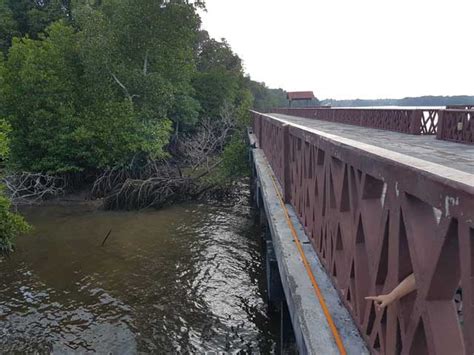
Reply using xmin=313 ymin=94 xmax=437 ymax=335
xmin=178 ymin=103 xmax=235 ymax=171
xmin=101 ymin=229 xmax=113 ymax=247
xmin=2 ymin=172 xmax=66 ymax=205
xmin=93 ymin=104 xmax=236 ymax=210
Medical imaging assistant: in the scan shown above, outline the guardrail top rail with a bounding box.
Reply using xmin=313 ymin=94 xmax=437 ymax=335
xmin=251 ymin=110 xmax=474 ymax=354
xmin=446 ymin=105 xmax=474 ymax=110
xmin=270 ymin=107 xmax=439 ymax=136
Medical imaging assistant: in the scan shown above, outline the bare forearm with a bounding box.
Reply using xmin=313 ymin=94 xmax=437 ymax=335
xmin=389 ymin=274 xmax=416 ymax=301
xmin=365 ymin=273 xmax=416 ymax=310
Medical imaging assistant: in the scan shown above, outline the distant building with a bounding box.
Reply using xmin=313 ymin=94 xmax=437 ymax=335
xmin=287 ymin=91 xmax=316 ymax=107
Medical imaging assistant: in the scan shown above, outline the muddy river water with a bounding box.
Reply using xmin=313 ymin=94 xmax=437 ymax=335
xmin=0 ymin=190 xmax=278 ymax=352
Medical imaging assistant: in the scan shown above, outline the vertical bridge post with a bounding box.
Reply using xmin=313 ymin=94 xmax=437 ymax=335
xmin=436 ymin=110 xmax=445 ymax=140
xmin=409 ymin=110 xmax=422 ymax=135
xmin=282 ymin=124 xmax=291 ymax=203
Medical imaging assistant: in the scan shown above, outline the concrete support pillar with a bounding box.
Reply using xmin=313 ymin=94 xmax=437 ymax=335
xmin=266 ymin=240 xmax=284 ymax=307
xmin=259 ymin=209 xmax=267 ymax=230
xmin=280 ymin=300 xmax=296 ymax=353
xmin=255 ymin=181 xmax=262 ymax=208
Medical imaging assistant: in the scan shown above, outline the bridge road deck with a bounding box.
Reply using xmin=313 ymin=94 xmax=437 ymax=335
xmin=271 ymin=113 xmax=474 ymax=175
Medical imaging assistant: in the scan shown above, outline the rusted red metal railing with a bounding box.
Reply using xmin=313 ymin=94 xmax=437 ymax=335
xmin=252 ymin=111 xmax=474 ymax=354
xmin=437 ymin=109 xmax=474 ymax=144
xmin=446 ymin=105 xmax=474 ymax=110
xmin=252 ymin=113 xmax=287 ymax=190
xmin=270 ymin=107 xmax=439 ymax=135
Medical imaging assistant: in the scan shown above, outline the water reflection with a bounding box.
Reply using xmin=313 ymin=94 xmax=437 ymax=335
xmin=0 ymin=191 xmax=277 ymax=352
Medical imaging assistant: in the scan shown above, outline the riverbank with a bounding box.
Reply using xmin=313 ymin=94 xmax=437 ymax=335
xmin=14 ymin=177 xmax=248 ymax=212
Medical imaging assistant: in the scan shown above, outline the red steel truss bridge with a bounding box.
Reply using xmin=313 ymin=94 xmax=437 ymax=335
xmin=249 ymin=107 xmax=473 ymax=354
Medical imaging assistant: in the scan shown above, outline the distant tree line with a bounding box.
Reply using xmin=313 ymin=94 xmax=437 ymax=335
xmin=321 ymin=95 xmax=474 ymax=107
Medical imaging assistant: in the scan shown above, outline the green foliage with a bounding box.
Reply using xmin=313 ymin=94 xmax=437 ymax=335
xmin=75 ymin=102 xmax=172 ymax=168
xmin=3 ymin=11 xmax=178 ymax=173
xmin=2 ymin=0 xmax=260 ymax=177
xmin=201 ymin=133 xmax=250 ymax=190
xmin=191 ymin=33 xmax=252 ymax=176
xmin=75 ymin=0 xmax=201 ymax=128
xmin=0 ymin=0 xmax=18 ymax=54
xmin=0 ymin=119 xmax=11 ymax=161
xmin=0 ymin=55 xmax=6 ymax=115
xmin=219 ymin=133 xmax=250 ymax=179
xmin=193 ymin=69 xmax=239 ymax=119
xmin=26 ymin=0 xmax=68 ymax=36
xmin=0 ymin=0 xmax=275 ymax=251
xmin=247 ymin=80 xmax=288 ymax=111
xmin=170 ymin=94 xmax=201 ymax=128
xmin=0 ymin=0 xmax=69 ymax=54
xmin=0 ymin=192 xmax=30 ymax=254
xmin=196 ymin=36 xmax=242 ymax=74
xmin=0 ymin=119 xmax=30 ymax=254
xmin=234 ymin=83 xmax=253 ymax=127
xmin=4 ymin=22 xmax=83 ymax=172
xmin=193 ymin=31 xmax=253 ymax=128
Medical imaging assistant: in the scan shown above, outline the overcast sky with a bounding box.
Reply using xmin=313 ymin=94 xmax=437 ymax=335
xmin=200 ymin=0 xmax=474 ymax=100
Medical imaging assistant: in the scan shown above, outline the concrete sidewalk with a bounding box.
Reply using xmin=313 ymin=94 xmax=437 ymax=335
xmin=271 ymin=113 xmax=474 ymax=175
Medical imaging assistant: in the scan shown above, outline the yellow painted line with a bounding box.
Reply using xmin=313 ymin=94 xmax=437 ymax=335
xmin=269 ymin=173 xmax=347 ymax=355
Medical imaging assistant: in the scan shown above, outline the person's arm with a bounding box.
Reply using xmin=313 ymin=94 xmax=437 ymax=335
xmin=365 ymin=273 xmax=416 ymax=311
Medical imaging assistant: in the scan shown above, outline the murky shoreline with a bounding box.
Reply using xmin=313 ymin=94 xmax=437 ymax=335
xmin=0 ymin=189 xmax=278 ymax=353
